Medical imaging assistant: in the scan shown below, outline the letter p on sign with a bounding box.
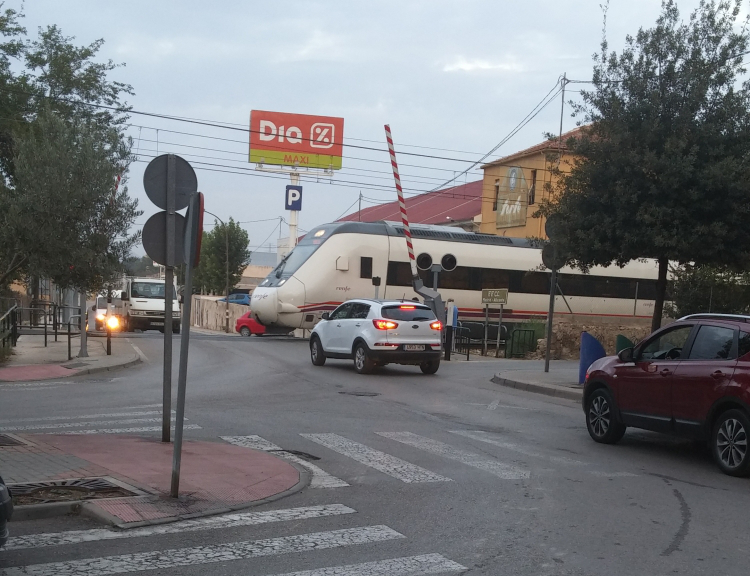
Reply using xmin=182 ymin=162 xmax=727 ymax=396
xmin=285 ymin=185 xmax=303 ymax=211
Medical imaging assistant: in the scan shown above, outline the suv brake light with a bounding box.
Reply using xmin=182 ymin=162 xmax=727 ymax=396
xmin=430 ymin=320 xmax=443 ymax=331
xmin=373 ymin=319 xmax=398 ymax=330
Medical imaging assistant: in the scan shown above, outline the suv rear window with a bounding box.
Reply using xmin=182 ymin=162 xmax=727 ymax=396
xmin=381 ymin=305 xmax=436 ymax=321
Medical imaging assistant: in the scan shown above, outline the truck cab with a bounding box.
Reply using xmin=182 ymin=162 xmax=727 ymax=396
xmin=119 ymin=277 xmax=180 ymax=333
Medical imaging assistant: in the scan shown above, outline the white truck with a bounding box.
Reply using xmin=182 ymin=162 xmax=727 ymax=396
xmin=116 ymin=277 xmax=181 ymax=333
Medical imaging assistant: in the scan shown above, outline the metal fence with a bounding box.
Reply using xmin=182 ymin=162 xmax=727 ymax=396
xmin=1 ymin=305 xmax=18 ymax=356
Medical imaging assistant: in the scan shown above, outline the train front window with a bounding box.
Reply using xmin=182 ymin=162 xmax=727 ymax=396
xmin=274 ymin=245 xmax=319 ymax=278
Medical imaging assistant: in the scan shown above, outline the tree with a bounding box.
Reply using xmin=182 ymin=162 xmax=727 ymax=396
xmin=125 ymin=255 xmax=161 ymax=278
xmin=192 ymin=220 xmax=251 ymax=295
xmin=666 ymin=264 xmax=750 ymax=317
xmin=5 ymin=109 xmax=140 ymax=293
xmin=0 ymin=5 xmax=136 ymax=289
xmin=537 ymin=0 xmax=750 ymax=332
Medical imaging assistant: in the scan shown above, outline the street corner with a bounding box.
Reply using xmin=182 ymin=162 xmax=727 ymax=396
xmin=492 ymin=367 xmax=583 ymax=402
xmin=8 ymin=433 xmax=306 ymax=527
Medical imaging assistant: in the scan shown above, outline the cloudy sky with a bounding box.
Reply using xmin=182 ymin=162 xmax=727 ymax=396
xmin=19 ymin=0 xmax=708 ymax=255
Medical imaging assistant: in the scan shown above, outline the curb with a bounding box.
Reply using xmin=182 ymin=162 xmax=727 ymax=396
xmin=12 ymin=461 xmax=312 ymax=528
xmin=492 ymin=374 xmax=583 ymax=402
xmin=0 ymin=354 xmax=141 ymax=383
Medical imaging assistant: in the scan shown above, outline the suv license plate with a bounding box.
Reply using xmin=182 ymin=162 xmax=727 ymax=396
xmin=151 ymin=322 xmax=164 ymax=326
xmin=404 ymin=345 xmax=425 ymax=351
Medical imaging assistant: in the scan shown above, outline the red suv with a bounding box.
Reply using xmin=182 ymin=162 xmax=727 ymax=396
xmin=584 ymin=314 xmax=750 ymax=476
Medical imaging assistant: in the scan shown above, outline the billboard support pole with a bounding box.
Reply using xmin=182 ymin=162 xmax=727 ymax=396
xmin=289 ymin=171 xmax=300 ymax=256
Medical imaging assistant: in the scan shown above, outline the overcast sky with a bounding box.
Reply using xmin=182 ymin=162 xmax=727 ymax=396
xmin=19 ymin=0 xmax=710 ymax=255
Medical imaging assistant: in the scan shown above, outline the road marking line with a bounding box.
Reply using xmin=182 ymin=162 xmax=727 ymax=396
xmin=0 ymin=410 xmax=167 ymax=424
xmin=0 ymin=417 xmax=181 ymax=432
xmin=488 ymin=399 xmax=501 ymax=410
xmin=54 ymin=424 xmax=201 ymax=435
xmin=1 ymin=525 xmax=405 ymax=576
xmin=129 ymin=343 xmax=149 ymax=363
xmin=4 ymin=504 xmax=356 ymax=551
xmin=300 ymin=433 xmax=451 ymax=483
xmin=377 ymin=432 xmax=530 ymax=480
xmin=588 ymin=471 xmax=639 ymax=477
xmin=449 ymin=430 xmax=585 ymax=465
xmin=271 ymin=553 xmax=467 ymax=575
xmin=221 ymin=436 xmax=349 ymax=488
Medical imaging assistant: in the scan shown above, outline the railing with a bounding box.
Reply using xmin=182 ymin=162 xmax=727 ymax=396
xmin=1 ymin=305 xmax=18 ymax=357
xmin=508 ymin=329 xmax=537 ymax=358
xmin=67 ymin=315 xmax=82 ymax=361
xmin=15 ymin=304 xmax=81 ymax=346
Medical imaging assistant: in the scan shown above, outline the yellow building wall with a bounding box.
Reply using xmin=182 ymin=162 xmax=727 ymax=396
xmin=479 ymin=151 xmax=572 ymax=240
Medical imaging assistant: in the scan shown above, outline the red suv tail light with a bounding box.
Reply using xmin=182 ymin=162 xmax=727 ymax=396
xmin=373 ymin=319 xmax=398 ymax=330
xmin=430 ymin=320 xmax=443 ymax=331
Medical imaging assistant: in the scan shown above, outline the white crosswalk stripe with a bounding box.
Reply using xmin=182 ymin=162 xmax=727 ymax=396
xmin=377 ymin=432 xmax=529 ymax=480
xmin=449 ymin=429 xmax=586 ymax=465
xmin=0 ymin=417 xmax=180 ymax=432
xmin=53 ymin=424 xmax=202 ymax=435
xmin=271 ymin=554 xmax=466 ymax=575
xmin=4 ymin=504 xmax=356 ymax=551
xmin=0 ymin=410 xmax=166 ymax=424
xmin=300 ymin=433 xmax=451 ymax=483
xmin=2 ymin=526 xmax=405 ymax=576
xmin=221 ymin=435 xmax=350 ymax=488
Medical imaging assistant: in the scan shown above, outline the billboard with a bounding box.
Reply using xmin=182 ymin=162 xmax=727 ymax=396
xmin=495 ymin=166 xmax=528 ymax=229
xmin=249 ymin=110 xmax=344 ymax=170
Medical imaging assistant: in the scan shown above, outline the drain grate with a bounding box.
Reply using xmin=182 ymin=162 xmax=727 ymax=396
xmin=338 ymin=391 xmax=380 ymax=397
xmin=9 ymin=477 xmax=146 ymax=505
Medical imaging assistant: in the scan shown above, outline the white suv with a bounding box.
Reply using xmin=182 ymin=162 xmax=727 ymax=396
xmin=309 ymin=299 xmax=443 ymax=374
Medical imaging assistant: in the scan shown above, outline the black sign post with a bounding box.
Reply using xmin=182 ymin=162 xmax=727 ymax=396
xmin=542 ymin=215 xmax=567 ymax=373
xmin=142 ymin=154 xmax=196 ymax=442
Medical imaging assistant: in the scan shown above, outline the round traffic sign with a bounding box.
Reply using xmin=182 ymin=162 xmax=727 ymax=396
xmin=542 ymin=243 xmax=566 ymax=270
xmin=143 ymin=154 xmax=197 ymax=211
xmin=544 ymin=213 xmax=564 ymax=240
xmin=142 ymin=211 xmax=186 ymax=266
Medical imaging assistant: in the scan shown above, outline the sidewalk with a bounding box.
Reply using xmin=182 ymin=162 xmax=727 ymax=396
xmin=0 ymin=334 xmax=141 ymax=382
xmin=0 ymin=434 xmax=304 ymax=527
xmin=493 ymin=366 xmax=583 ymax=401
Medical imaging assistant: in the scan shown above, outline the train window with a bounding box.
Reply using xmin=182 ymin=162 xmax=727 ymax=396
xmin=440 ymin=266 xmax=471 ymax=290
xmin=360 ymin=257 xmax=373 ymax=279
xmin=387 ymin=261 xmax=413 ymax=286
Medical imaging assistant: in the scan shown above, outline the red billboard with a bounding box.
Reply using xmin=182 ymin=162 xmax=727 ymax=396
xmin=249 ymin=110 xmax=344 ymax=170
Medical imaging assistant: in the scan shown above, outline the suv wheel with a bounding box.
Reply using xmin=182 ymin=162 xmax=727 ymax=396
xmin=354 ymin=343 xmax=374 ymax=374
xmin=240 ymin=326 xmax=251 ymax=337
xmin=420 ymin=359 xmax=440 ymax=374
xmin=586 ymin=388 xmax=626 ymax=444
xmin=310 ymin=336 xmax=326 ymax=366
xmin=712 ymin=409 xmax=750 ymax=477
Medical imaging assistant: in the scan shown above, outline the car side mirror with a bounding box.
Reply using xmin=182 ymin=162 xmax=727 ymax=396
xmin=322 ymin=312 xmax=330 ymax=320
xmin=618 ymin=347 xmax=634 ymax=363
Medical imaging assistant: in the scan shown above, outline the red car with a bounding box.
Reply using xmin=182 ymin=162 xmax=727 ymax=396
xmin=235 ymin=311 xmax=266 ymax=337
xmin=584 ymin=314 xmax=750 ymax=476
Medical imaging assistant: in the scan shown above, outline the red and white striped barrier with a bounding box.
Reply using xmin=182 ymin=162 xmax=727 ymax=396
xmin=384 ymin=124 xmax=418 ymax=280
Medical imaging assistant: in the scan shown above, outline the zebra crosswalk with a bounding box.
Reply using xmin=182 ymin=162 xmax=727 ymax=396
xmin=223 ymin=429 xmax=638 ymax=489
xmin=0 ymin=405 xmax=203 ymax=436
xmin=1 ymin=503 xmax=466 ymax=576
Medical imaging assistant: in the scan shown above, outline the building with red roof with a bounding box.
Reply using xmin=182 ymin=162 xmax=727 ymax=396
xmin=338 ymin=180 xmax=483 ymax=231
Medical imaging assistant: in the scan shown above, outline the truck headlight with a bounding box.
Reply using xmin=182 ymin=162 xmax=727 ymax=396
xmin=106 ymin=316 xmax=120 ymax=329
xmin=131 ymin=311 xmax=145 ymax=316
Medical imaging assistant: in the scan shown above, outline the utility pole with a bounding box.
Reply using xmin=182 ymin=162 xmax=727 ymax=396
xmin=205 ymin=211 xmax=230 ymax=334
xmin=358 ymin=191 xmax=362 ymax=221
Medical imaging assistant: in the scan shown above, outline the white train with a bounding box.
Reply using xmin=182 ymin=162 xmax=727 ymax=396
xmin=250 ymin=221 xmax=659 ymax=330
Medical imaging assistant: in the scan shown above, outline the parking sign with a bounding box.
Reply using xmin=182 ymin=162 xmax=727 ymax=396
xmin=285 ymin=185 xmax=303 ymax=211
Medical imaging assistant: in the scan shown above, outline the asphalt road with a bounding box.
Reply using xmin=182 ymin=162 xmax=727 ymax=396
xmin=2 ymin=331 xmax=749 ymax=576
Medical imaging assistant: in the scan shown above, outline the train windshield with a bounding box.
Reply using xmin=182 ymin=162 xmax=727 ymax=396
xmin=273 ymin=245 xmax=319 ymax=278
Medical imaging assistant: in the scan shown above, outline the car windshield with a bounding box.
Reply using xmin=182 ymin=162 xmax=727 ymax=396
xmin=381 ymin=305 xmax=436 ymax=321
xmin=131 ymin=282 xmax=176 ymax=299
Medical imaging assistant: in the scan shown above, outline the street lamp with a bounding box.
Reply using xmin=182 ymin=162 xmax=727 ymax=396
xmin=204 ymin=210 xmax=230 ymax=334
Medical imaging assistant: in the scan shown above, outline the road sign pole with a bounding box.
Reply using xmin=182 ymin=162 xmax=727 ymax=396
xmin=496 ymin=304 xmax=504 ymax=357
xmin=171 ymin=192 xmax=203 ymax=498
xmin=163 ymin=155 xmax=176 ymax=443
xmin=544 ymin=268 xmax=558 ymax=373
xmin=483 ymin=304 xmax=489 ymax=356
xmin=288 ymin=172 xmax=300 ymax=256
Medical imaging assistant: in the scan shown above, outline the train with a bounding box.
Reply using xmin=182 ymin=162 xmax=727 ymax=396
xmin=250 ymin=221 xmax=659 ymax=330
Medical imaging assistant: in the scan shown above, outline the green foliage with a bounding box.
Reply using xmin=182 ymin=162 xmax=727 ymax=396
xmin=536 ymin=0 xmax=750 ymax=331
xmin=125 ymin=255 xmax=161 ymax=278
xmin=666 ymin=264 xmax=750 ymax=317
xmin=0 ymin=5 xmax=137 ymax=290
xmin=191 ymin=219 xmax=251 ymax=295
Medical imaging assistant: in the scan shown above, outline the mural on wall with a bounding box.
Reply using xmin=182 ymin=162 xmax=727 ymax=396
xmin=495 ymin=166 xmax=529 ymax=229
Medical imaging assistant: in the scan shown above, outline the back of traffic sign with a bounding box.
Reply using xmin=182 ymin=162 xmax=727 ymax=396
xmin=142 ymin=212 xmax=186 ymax=266
xmin=143 ymin=154 xmax=197 ymax=211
